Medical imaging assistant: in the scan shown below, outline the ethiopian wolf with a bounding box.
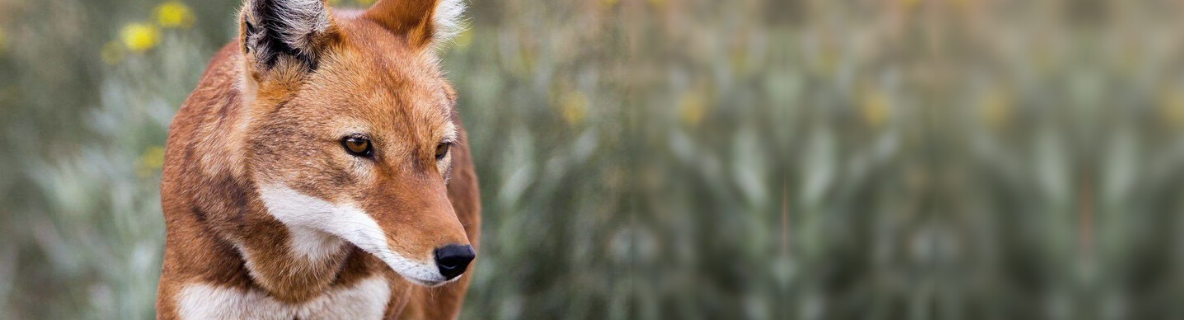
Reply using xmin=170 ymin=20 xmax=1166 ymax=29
xmin=155 ymin=0 xmax=481 ymax=318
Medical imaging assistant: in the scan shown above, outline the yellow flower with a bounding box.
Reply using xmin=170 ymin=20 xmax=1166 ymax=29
xmin=101 ymin=41 xmax=126 ymax=65
xmin=155 ymin=1 xmax=195 ymax=29
xmin=121 ymin=23 xmax=160 ymax=53
xmin=141 ymin=146 xmax=167 ymax=169
xmin=860 ymin=88 xmax=890 ymax=127
xmin=137 ymin=146 xmax=167 ymax=177
xmin=1159 ymin=89 xmax=1184 ymax=129
xmin=817 ymin=45 xmax=838 ymax=75
xmin=979 ymin=88 xmax=1012 ymax=128
xmin=679 ymin=91 xmax=707 ymax=126
xmin=559 ymin=90 xmax=588 ymax=126
xmin=730 ymin=47 xmax=749 ymax=75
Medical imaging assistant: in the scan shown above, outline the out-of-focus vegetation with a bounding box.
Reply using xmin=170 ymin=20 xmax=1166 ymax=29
xmin=1 ymin=0 xmax=1183 ymax=319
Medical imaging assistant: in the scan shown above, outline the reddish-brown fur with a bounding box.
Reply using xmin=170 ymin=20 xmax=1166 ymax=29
xmin=156 ymin=1 xmax=480 ymax=319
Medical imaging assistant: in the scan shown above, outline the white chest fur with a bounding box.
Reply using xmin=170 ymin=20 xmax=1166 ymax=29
xmin=175 ymin=276 xmax=391 ymax=320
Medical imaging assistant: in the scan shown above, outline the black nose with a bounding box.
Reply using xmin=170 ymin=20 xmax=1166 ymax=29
xmin=434 ymin=244 xmax=475 ymax=280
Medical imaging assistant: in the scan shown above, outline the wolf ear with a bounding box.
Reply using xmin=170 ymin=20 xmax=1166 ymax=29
xmin=363 ymin=0 xmax=465 ymax=51
xmin=240 ymin=0 xmax=336 ymax=72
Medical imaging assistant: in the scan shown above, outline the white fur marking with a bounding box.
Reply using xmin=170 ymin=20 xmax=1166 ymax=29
xmin=176 ymin=276 xmax=391 ymax=320
xmin=257 ymin=184 xmax=449 ymax=285
xmin=288 ymin=227 xmax=345 ymax=262
xmin=443 ymin=122 xmax=459 ymax=143
xmin=433 ymin=0 xmax=466 ymax=45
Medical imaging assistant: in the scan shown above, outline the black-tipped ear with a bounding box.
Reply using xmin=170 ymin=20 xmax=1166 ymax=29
xmin=241 ymin=0 xmax=334 ymax=71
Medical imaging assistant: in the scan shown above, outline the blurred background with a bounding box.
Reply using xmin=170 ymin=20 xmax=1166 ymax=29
xmin=1 ymin=0 xmax=1182 ymax=319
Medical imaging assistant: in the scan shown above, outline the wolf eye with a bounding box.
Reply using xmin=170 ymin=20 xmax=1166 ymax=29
xmin=342 ymin=136 xmax=373 ymax=157
xmin=435 ymin=142 xmax=451 ymax=160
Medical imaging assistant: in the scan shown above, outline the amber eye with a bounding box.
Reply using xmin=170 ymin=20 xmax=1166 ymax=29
xmin=435 ymin=142 xmax=451 ymax=160
xmin=342 ymin=136 xmax=373 ymax=157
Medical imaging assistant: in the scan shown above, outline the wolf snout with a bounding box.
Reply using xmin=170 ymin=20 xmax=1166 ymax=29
xmin=433 ymin=244 xmax=475 ymax=280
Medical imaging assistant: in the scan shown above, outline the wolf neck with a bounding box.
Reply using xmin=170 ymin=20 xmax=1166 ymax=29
xmin=194 ymin=149 xmax=358 ymax=302
xmin=187 ymin=60 xmax=362 ymax=302
xmin=199 ymin=151 xmax=358 ymax=301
